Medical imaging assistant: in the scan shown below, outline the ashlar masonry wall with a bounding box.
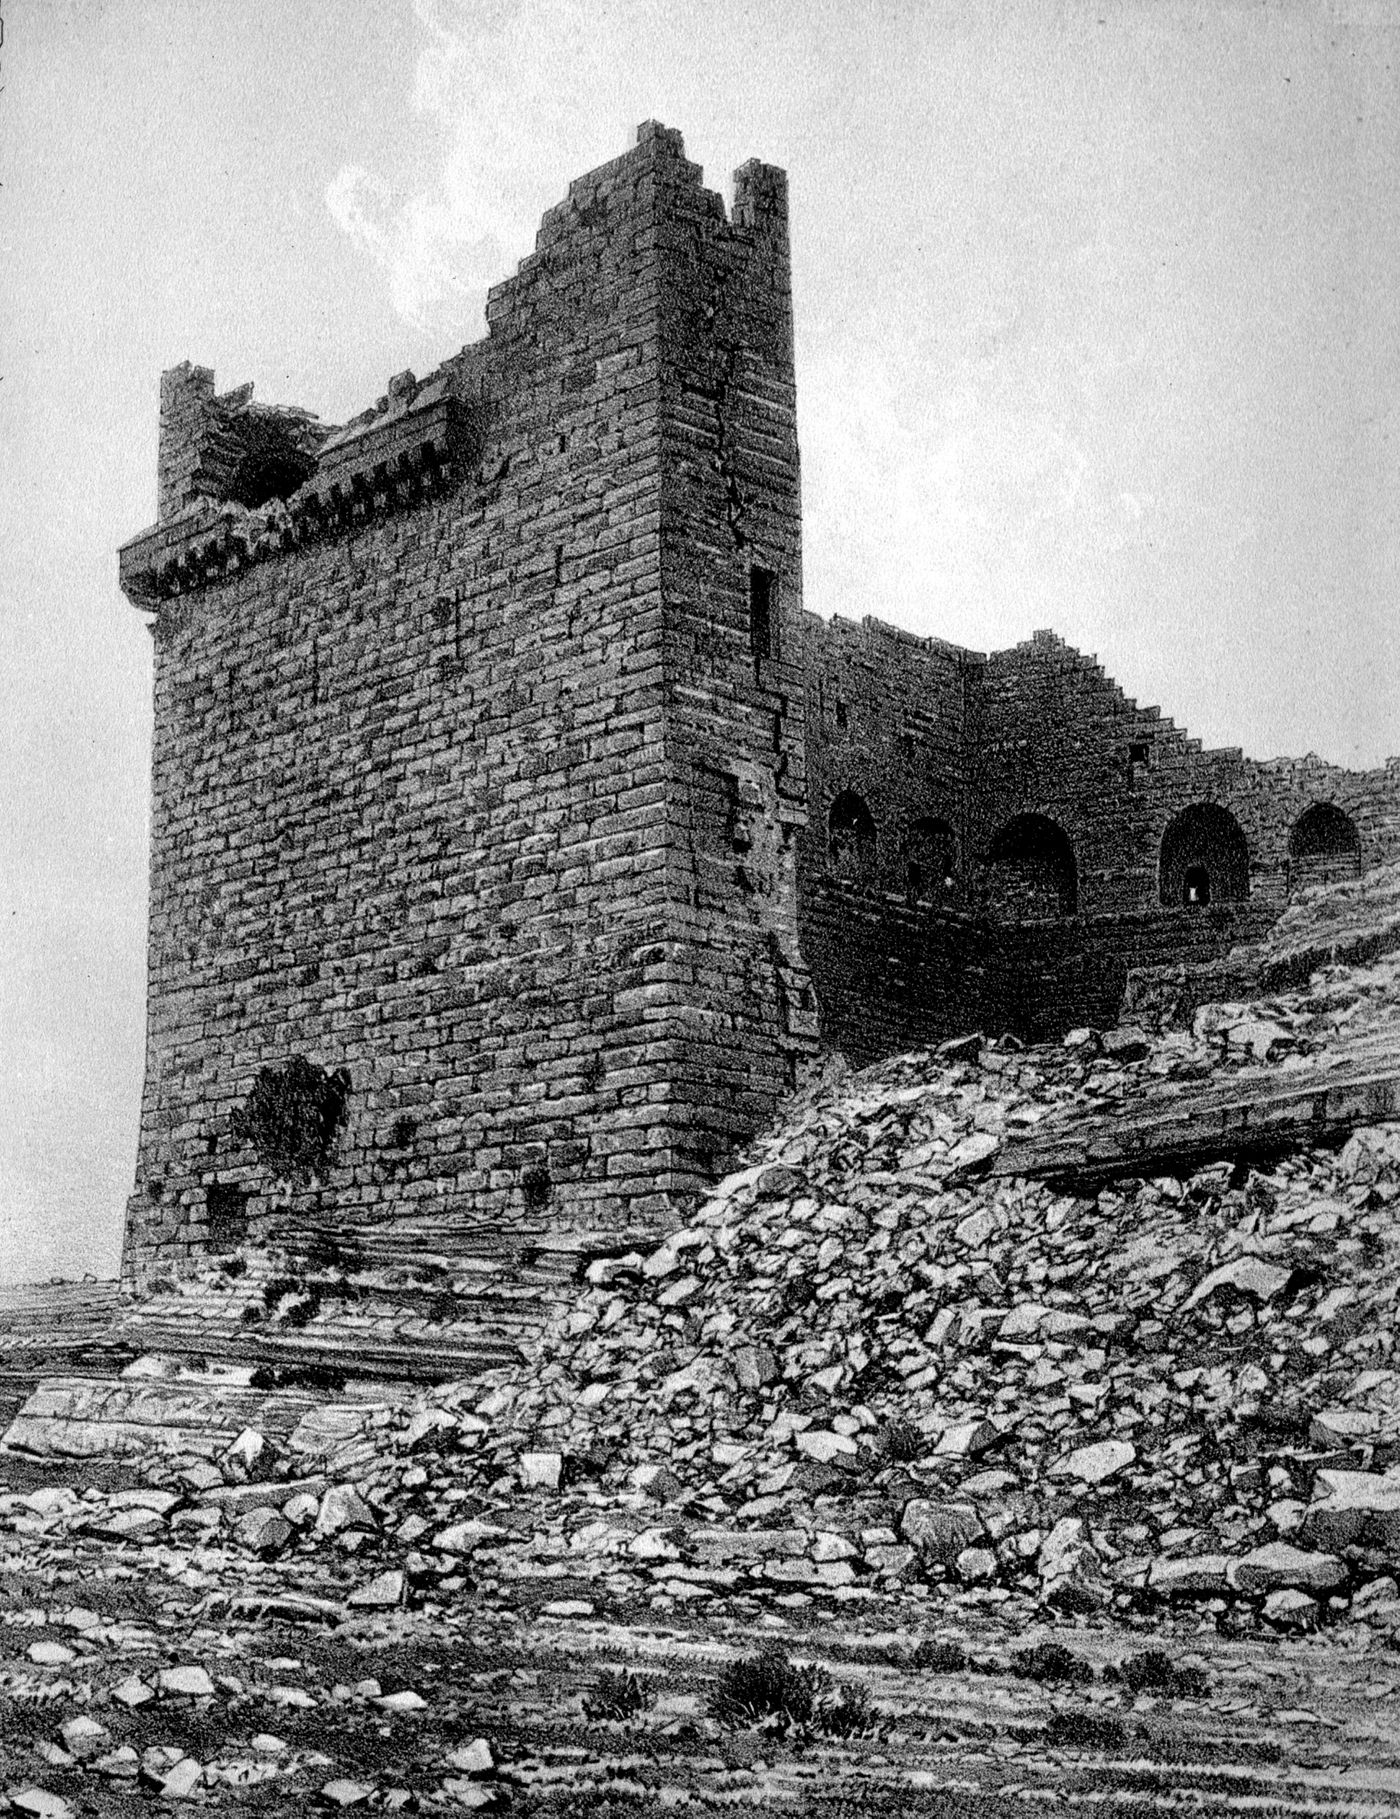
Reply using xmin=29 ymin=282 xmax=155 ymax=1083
xmin=118 ymin=123 xmax=812 ymax=1283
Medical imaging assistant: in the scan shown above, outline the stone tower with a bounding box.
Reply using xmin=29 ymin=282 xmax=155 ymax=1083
xmin=118 ymin=124 xmax=817 ymax=1284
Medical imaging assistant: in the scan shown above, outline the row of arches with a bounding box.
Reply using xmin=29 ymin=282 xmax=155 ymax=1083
xmin=825 ymin=792 xmax=1362 ymax=916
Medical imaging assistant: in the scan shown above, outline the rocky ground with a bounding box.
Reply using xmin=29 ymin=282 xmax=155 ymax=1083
xmin=5 ymin=865 xmax=1400 ymax=1813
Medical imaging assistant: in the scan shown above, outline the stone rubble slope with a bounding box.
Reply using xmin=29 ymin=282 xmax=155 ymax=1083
xmin=346 ymin=867 xmax=1400 ymax=1631
xmin=6 ymin=868 xmax=1400 ymax=1644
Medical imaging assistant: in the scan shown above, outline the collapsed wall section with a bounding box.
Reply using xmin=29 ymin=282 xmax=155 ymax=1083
xmin=119 ymin=126 xmax=695 ymax=1282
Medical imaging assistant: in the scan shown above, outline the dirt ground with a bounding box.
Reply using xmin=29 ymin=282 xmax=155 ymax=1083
xmin=4 ymin=1463 xmax=1400 ymax=1818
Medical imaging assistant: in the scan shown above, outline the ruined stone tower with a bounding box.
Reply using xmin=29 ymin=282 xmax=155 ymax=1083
xmin=119 ymin=123 xmax=1400 ymax=1287
xmin=118 ymin=124 xmax=816 ymax=1282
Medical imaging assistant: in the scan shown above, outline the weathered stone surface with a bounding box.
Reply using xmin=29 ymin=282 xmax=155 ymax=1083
xmin=1301 ymin=1469 xmax=1400 ymax=1551
xmin=519 ymin=1452 xmax=563 ymax=1491
xmin=157 ymin=1664 xmax=216 ymax=1698
xmin=1228 ymin=1542 xmax=1346 ymax=1595
xmin=901 ymin=1499 xmax=984 ymax=1564
xmin=1052 ymin=1439 xmax=1135 ymax=1484
xmin=112 ymin=151 xmax=1400 ymax=1300
xmin=1147 ymin=1555 xmax=1234 ymax=1596
xmin=347 ymin=1570 xmax=406 ymax=1610
xmin=313 ymin=1485 xmax=375 ymax=1539
xmin=234 ymin=1507 xmax=291 ymax=1554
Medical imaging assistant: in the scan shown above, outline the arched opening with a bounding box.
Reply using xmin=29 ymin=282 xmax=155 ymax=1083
xmin=1288 ymin=803 xmax=1361 ymax=893
xmin=827 ymin=789 xmax=877 ymax=883
xmin=1159 ymin=803 xmax=1249 ymax=907
xmin=904 ymin=816 xmax=958 ymax=905
xmin=984 ymin=814 xmax=1078 ymax=919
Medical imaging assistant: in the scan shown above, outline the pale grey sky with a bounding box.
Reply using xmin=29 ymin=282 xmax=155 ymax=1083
xmin=2 ymin=0 xmax=1398 ymax=1282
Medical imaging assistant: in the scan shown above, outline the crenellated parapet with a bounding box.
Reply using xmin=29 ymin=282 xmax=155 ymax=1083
xmin=121 ymin=365 xmax=487 ymax=607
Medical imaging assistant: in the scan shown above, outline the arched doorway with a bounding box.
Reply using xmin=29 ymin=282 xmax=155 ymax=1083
xmin=984 ymin=814 xmax=1078 ymax=918
xmin=827 ymin=789 xmax=877 ymax=883
xmin=1288 ymin=803 xmax=1361 ymax=892
xmin=1159 ymin=803 xmax=1249 ymax=907
xmin=904 ymin=816 xmax=958 ymax=904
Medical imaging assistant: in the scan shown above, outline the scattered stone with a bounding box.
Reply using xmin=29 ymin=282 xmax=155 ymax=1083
xmin=447 ymin=1739 xmax=495 ymax=1776
xmin=1302 ymin=1470 xmax=1400 ymax=1551
xmin=1102 ymin=1025 xmax=1151 ymax=1061
xmin=27 ymin=1640 xmax=76 ymax=1666
xmin=1263 ymin=1588 xmax=1318 ymax=1628
xmin=1147 ymin=1555 xmax=1233 ymax=1596
xmin=1182 ymin=1256 xmax=1294 ymax=1311
xmin=159 ymin=1757 xmax=204 ymax=1800
xmin=314 ymin=1484 xmax=376 ymax=1538
xmin=348 ymin=1569 xmax=407 ymax=1609
xmin=9 ymin=1792 xmax=73 ymax=1819
xmin=225 ymin=1426 xmax=267 ymax=1472
xmin=519 ymin=1451 xmax=563 ymax=1491
xmin=901 ymin=1499 xmax=984 ymax=1564
xmin=1229 ymin=1542 xmax=1347 ymax=1595
xmin=935 ymin=1419 xmax=997 ymax=1458
xmin=235 ymin=1506 xmax=292 ymax=1553
xmin=320 ymin=1782 xmax=376 ymax=1809
xmin=157 ymin=1664 xmax=216 ymax=1698
xmin=111 ymin=1674 xmax=156 ymax=1708
xmin=1310 ymin=1407 xmax=1378 ymax=1446
xmin=59 ymin=1717 xmax=108 ymax=1762
xmin=795 ymin=1429 xmax=856 ymax=1462
xmin=1053 ymin=1438 xmax=1135 ymax=1484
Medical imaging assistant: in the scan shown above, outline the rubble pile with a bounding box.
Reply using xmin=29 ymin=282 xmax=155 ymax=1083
xmin=343 ymin=879 xmax=1400 ymax=1631
xmin=5 ymin=869 xmax=1400 ymax=1647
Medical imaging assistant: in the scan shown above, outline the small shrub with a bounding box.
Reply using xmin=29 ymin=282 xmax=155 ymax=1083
xmin=1046 ymin=1709 xmax=1128 ymax=1751
xmin=1012 ymin=1641 xmax=1093 ymax=1685
xmin=283 ymin=1288 xmax=322 ymax=1328
xmin=233 ymin=1055 xmax=350 ymax=1177
xmin=709 ymin=1645 xmax=828 ymax=1731
xmin=240 ymin=1304 xmax=264 ymax=1325
xmin=261 ymin=1274 xmax=300 ymax=1310
xmin=911 ymin=1638 xmax=968 ymax=1674
xmin=1121 ymin=1649 xmax=1209 ymax=1699
xmin=218 ymin=1254 xmax=248 ymax=1278
xmin=814 ymin=1680 xmax=877 ymax=1737
xmin=583 ymin=1669 xmax=651 ymax=1722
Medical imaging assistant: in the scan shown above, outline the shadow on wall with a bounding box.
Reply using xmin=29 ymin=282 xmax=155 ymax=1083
xmin=1159 ymin=803 xmax=1249 ymax=907
xmin=982 ymin=813 xmax=1078 ymax=920
xmin=1289 ymin=802 xmax=1361 ymax=893
xmin=904 ymin=816 xmax=959 ymax=907
xmin=827 ymin=789 xmax=877 ymax=882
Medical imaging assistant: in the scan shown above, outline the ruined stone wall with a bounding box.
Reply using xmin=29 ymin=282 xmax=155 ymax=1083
xmin=120 ymin=124 xmax=809 ymax=1283
xmin=795 ymin=623 xmax=1400 ymax=1054
xmin=119 ymin=121 xmax=1400 ymax=1281
xmin=974 ymin=631 xmax=1400 ymax=913
xmin=791 ymin=612 xmax=989 ymax=1063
